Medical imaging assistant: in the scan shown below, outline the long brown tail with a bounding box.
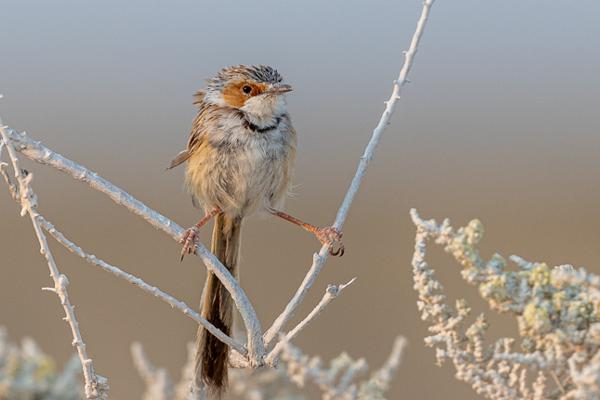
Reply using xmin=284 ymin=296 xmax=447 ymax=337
xmin=195 ymin=213 xmax=242 ymax=397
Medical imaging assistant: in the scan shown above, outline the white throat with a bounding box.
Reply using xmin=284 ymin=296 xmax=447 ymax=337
xmin=241 ymin=94 xmax=287 ymax=129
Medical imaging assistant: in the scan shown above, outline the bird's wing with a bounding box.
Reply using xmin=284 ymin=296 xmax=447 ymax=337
xmin=167 ymin=90 xmax=208 ymax=170
xmin=167 ymin=149 xmax=191 ymax=170
xmin=192 ymin=90 xmax=206 ymax=108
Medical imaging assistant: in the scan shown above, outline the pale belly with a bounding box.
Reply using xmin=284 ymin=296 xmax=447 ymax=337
xmin=185 ymin=135 xmax=292 ymax=218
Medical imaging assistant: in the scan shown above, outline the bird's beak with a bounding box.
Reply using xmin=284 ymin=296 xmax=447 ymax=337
xmin=265 ymin=84 xmax=293 ymax=95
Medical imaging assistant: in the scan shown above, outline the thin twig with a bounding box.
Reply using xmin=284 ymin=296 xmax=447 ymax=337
xmin=1 ymin=124 xmax=358 ymax=367
xmin=263 ymin=0 xmax=437 ymax=347
xmin=131 ymin=342 xmax=173 ymax=400
xmin=0 ymin=124 xmax=108 ymax=399
xmin=1 ymin=126 xmax=265 ymax=365
xmin=371 ymin=336 xmax=408 ymax=389
xmin=265 ymin=278 xmax=356 ymax=365
xmin=37 ymin=214 xmax=247 ymax=357
xmin=0 ymin=0 xmax=437 ymax=379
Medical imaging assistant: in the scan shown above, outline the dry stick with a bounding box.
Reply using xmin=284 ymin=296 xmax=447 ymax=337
xmin=265 ymin=278 xmax=356 ymax=365
xmin=372 ymin=336 xmax=408 ymax=388
xmin=2 ymin=0 xmax=436 ymax=365
xmin=263 ymin=0 xmax=437 ymax=348
xmin=2 ymin=125 xmax=352 ymax=367
xmin=2 ymin=127 xmax=265 ymax=364
xmin=132 ymin=342 xmax=207 ymax=400
xmin=0 ymin=139 xmax=248 ymax=360
xmin=0 ymin=125 xmax=108 ymax=399
xmin=130 ymin=342 xmax=162 ymax=384
xmin=131 ymin=342 xmax=175 ymax=399
xmin=37 ymin=215 xmax=247 ymax=357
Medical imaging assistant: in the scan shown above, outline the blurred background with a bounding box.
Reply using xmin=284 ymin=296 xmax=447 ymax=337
xmin=1 ymin=1 xmax=599 ymax=398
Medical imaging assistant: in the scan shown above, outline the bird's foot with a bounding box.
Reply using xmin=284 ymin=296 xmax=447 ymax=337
xmin=315 ymin=226 xmax=344 ymax=256
xmin=179 ymin=226 xmax=200 ymax=261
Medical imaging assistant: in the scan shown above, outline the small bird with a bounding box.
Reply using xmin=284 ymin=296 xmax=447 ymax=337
xmin=168 ymin=65 xmax=344 ymax=396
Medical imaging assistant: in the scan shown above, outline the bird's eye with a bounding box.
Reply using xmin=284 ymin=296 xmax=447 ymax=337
xmin=242 ymin=85 xmax=252 ymax=94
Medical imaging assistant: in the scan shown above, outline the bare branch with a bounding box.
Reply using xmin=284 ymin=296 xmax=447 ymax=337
xmin=361 ymin=336 xmax=407 ymax=397
xmin=1 ymin=126 xmax=265 ymax=364
xmin=37 ymin=214 xmax=247 ymax=357
xmin=263 ymin=0 xmax=436 ymax=348
xmin=0 ymin=124 xmax=109 ymax=399
xmin=0 ymin=1 xmax=438 ymax=393
xmin=131 ymin=342 xmax=174 ymax=400
xmin=266 ymin=278 xmax=356 ymax=365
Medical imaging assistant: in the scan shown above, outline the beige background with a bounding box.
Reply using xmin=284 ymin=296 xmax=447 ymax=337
xmin=1 ymin=1 xmax=599 ymax=399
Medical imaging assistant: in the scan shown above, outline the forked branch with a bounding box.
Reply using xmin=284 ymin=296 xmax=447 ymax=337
xmin=0 ymin=123 xmax=109 ymax=399
xmin=0 ymin=0 xmax=437 ymax=396
xmin=263 ymin=0 xmax=436 ymax=347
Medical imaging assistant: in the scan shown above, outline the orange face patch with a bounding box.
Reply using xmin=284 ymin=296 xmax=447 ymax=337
xmin=222 ymin=81 xmax=268 ymax=108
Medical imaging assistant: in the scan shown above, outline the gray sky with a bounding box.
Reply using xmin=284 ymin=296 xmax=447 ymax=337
xmin=1 ymin=1 xmax=599 ymax=399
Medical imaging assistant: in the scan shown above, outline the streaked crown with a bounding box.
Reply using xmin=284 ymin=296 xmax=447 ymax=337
xmin=208 ymin=65 xmax=283 ymax=91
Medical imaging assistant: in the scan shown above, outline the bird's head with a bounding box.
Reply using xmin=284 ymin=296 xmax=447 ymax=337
xmin=205 ymin=65 xmax=292 ymax=127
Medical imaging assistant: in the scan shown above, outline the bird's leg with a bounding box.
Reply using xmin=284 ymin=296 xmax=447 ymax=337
xmin=268 ymin=209 xmax=344 ymax=256
xmin=180 ymin=207 xmax=221 ymax=260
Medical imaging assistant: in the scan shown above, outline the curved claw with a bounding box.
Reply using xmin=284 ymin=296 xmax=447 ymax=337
xmin=329 ymin=245 xmax=345 ymax=257
xmin=330 ymin=242 xmax=345 ymax=257
xmin=179 ymin=227 xmax=200 ymax=261
xmin=315 ymin=226 xmax=345 ymax=257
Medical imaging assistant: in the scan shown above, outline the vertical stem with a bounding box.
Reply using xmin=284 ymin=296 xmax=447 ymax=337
xmin=0 ymin=123 xmax=107 ymax=399
xmin=264 ymin=0 xmax=437 ymax=347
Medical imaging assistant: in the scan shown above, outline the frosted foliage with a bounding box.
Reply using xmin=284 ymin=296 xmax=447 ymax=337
xmin=411 ymin=209 xmax=600 ymax=400
xmin=0 ymin=328 xmax=83 ymax=400
xmin=130 ymin=338 xmax=406 ymax=400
